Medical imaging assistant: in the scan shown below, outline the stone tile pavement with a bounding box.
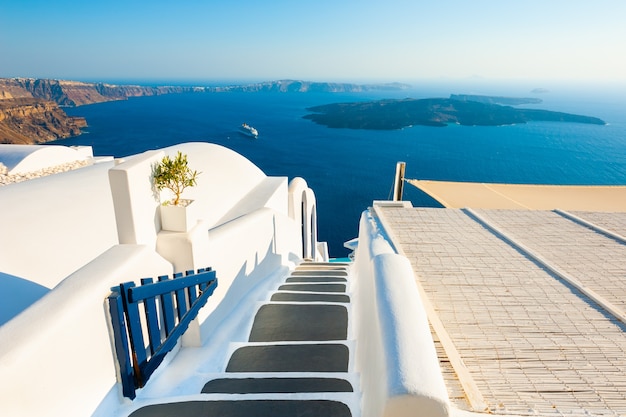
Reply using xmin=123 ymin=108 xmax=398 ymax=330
xmin=376 ymin=206 xmax=626 ymax=417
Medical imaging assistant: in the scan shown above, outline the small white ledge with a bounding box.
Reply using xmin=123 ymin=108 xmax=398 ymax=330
xmin=0 ymin=144 xmax=92 ymax=174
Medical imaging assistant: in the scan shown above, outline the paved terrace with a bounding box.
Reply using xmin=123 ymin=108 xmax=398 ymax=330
xmin=376 ymin=206 xmax=626 ymax=417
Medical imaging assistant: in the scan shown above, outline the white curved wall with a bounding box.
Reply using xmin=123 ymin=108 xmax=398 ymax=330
xmin=0 ymin=144 xmax=91 ymax=174
xmin=161 ymin=142 xmax=267 ymax=227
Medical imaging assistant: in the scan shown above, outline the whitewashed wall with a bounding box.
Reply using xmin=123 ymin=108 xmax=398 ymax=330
xmin=352 ymin=205 xmax=451 ymax=417
xmin=0 ymin=245 xmax=173 ymax=417
xmin=0 ymin=161 xmax=119 ymax=288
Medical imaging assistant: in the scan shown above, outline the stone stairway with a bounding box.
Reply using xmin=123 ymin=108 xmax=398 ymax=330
xmin=130 ymin=261 xmax=357 ymax=417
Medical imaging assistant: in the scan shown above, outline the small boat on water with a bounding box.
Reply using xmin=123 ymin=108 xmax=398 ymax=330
xmin=239 ymin=123 xmax=258 ymax=138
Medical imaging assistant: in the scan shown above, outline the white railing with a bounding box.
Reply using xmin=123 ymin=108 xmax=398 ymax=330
xmin=352 ymin=207 xmax=450 ymax=417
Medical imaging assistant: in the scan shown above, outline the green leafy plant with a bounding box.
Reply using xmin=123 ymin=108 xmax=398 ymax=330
xmin=153 ymin=151 xmax=200 ymax=206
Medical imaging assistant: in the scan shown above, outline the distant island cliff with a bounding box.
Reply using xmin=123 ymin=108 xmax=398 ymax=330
xmin=304 ymin=95 xmax=606 ymax=129
xmin=207 ymin=80 xmax=411 ymax=93
xmin=449 ymin=94 xmax=543 ymax=106
xmin=0 ymin=77 xmax=410 ymax=144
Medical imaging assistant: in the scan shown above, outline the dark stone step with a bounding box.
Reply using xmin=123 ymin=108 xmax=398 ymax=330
xmin=286 ymin=276 xmax=347 ymax=283
xmin=129 ymin=400 xmax=351 ymax=417
xmin=271 ymin=292 xmax=350 ymax=303
xmin=248 ymin=304 xmax=348 ymax=342
xmin=201 ymin=377 xmax=353 ymax=394
xmin=292 ymin=270 xmax=348 ymax=276
xmin=278 ymin=283 xmax=346 ymax=293
xmin=226 ymin=344 xmax=349 ymax=372
xmin=294 ymin=269 xmax=349 ymax=274
xmin=296 ymin=262 xmax=350 ymax=268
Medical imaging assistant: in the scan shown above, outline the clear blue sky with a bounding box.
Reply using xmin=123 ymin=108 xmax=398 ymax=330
xmin=1 ymin=0 xmax=625 ymax=83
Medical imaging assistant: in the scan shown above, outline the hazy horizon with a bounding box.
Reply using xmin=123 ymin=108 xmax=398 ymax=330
xmin=6 ymin=76 xmax=626 ymax=96
xmin=1 ymin=1 xmax=625 ymax=83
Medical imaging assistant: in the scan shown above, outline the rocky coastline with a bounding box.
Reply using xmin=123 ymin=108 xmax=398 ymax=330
xmin=0 ymin=77 xmax=409 ymax=108
xmin=0 ymin=98 xmax=87 ymax=144
xmin=0 ymin=78 xmax=202 ymax=107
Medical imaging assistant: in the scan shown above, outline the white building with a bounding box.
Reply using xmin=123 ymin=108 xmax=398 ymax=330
xmin=0 ymin=143 xmax=443 ymax=417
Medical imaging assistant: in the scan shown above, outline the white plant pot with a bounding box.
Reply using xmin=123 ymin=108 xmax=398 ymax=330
xmin=160 ymin=199 xmax=197 ymax=232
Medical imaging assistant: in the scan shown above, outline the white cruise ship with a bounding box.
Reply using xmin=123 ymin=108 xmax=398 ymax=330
xmin=239 ymin=123 xmax=258 ymax=138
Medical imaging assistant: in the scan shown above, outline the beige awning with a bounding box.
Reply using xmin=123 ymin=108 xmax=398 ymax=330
xmin=407 ymin=179 xmax=626 ymax=211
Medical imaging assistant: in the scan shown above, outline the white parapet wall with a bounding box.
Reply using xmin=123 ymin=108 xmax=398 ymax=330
xmin=373 ymin=254 xmax=451 ymax=417
xmin=0 ymin=144 xmax=92 ymax=174
xmin=353 ymin=207 xmax=450 ymax=417
xmin=0 ymin=161 xmax=120 ymax=288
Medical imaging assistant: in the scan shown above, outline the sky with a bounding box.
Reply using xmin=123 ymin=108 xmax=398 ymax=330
xmin=1 ymin=0 xmax=625 ymax=84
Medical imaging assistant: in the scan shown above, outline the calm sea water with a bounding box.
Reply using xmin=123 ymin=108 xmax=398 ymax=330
xmin=58 ymin=82 xmax=626 ymax=256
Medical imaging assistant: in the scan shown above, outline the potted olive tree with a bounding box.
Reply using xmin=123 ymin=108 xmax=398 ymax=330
xmin=153 ymin=151 xmax=200 ymax=232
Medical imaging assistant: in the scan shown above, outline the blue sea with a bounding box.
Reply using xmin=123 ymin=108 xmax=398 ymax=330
xmin=57 ymin=81 xmax=626 ymax=257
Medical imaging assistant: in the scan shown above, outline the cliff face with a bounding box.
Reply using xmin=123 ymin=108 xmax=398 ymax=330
xmin=0 ymin=98 xmax=87 ymax=144
xmin=0 ymin=78 xmax=200 ymax=107
xmin=0 ymin=78 xmax=75 ymax=105
xmin=0 ymin=78 xmax=411 ymax=107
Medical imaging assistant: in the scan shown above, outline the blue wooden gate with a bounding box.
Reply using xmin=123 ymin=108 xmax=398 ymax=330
xmin=107 ymin=267 xmax=218 ymax=399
